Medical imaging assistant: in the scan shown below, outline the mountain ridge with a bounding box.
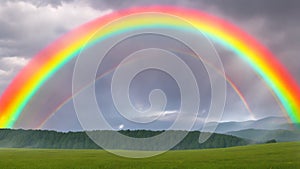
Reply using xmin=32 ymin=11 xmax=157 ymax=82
xmin=202 ymin=116 xmax=294 ymax=133
xmin=227 ymin=128 xmax=300 ymax=142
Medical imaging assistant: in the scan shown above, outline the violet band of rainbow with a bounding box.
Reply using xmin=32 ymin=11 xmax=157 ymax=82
xmin=0 ymin=6 xmax=299 ymax=128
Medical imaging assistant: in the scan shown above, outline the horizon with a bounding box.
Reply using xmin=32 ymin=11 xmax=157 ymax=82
xmin=7 ymin=115 xmax=290 ymax=132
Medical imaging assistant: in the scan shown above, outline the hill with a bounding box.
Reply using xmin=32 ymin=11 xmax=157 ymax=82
xmin=0 ymin=129 xmax=250 ymax=150
xmin=228 ymin=129 xmax=300 ymax=142
xmin=203 ymin=116 xmax=293 ymax=133
xmin=0 ymin=142 xmax=299 ymax=169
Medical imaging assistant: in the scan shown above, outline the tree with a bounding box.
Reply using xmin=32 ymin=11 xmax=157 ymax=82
xmin=265 ymin=139 xmax=277 ymax=143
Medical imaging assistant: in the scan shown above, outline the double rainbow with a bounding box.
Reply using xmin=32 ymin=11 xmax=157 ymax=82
xmin=0 ymin=6 xmax=299 ymax=128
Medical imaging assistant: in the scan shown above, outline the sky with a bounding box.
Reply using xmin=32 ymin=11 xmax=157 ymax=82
xmin=0 ymin=0 xmax=299 ymax=131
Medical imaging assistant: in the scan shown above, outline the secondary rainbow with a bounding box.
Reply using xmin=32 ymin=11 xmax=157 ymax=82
xmin=0 ymin=6 xmax=299 ymax=128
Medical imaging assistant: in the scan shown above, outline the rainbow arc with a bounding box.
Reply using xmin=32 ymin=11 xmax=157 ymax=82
xmin=0 ymin=6 xmax=299 ymax=128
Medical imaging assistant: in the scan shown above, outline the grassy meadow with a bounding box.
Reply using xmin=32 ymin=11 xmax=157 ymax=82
xmin=0 ymin=142 xmax=299 ymax=169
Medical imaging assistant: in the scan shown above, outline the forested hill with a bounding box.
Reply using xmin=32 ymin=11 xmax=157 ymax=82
xmin=0 ymin=129 xmax=250 ymax=150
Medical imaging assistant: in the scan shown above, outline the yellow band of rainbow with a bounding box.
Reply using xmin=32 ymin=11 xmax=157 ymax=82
xmin=0 ymin=6 xmax=299 ymax=128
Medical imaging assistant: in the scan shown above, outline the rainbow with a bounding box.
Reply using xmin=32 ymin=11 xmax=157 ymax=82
xmin=0 ymin=6 xmax=300 ymax=128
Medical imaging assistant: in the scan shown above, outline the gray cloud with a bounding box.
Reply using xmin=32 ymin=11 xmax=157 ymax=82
xmin=1 ymin=0 xmax=75 ymax=8
xmin=0 ymin=0 xmax=112 ymax=57
xmin=84 ymin=0 xmax=300 ymax=82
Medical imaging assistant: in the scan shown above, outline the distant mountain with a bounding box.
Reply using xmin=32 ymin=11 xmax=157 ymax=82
xmin=203 ymin=116 xmax=293 ymax=133
xmin=228 ymin=129 xmax=300 ymax=142
xmin=0 ymin=129 xmax=250 ymax=150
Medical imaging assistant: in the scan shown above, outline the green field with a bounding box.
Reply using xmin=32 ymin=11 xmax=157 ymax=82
xmin=0 ymin=142 xmax=299 ymax=169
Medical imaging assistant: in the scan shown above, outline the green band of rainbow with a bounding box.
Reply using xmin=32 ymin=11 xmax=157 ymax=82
xmin=0 ymin=6 xmax=299 ymax=128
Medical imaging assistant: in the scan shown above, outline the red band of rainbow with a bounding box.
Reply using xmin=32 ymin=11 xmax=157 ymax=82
xmin=0 ymin=6 xmax=299 ymax=128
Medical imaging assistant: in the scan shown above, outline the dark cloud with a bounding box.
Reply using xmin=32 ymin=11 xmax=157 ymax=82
xmin=6 ymin=0 xmax=76 ymax=8
xmin=204 ymin=0 xmax=300 ymax=19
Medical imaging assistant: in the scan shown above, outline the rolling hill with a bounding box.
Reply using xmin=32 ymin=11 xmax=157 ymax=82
xmin=203 ymin=116 xmax=293 ymax=133
xmin=228 ymin=129 xmax=300 ymax=142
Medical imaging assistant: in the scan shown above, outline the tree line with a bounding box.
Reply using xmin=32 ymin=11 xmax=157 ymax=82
xmin=0 ymin=129 xmax=250 ymax=150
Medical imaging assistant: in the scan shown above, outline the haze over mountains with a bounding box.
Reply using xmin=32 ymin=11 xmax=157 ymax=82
xmin=206 ymin=116 xmax=300 ymax=143
xmin=204 ymin=116 xmax=293 ymax=133
xmin=228 ymin=129 xmax=300 ymax=143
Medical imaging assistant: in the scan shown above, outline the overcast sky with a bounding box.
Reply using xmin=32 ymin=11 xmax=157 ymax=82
xmin=0 ymin=0 xmax=299 ymax=131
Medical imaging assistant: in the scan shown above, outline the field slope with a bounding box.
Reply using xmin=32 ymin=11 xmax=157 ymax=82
xmin=0 ymin=142 xmax=299 ymax=169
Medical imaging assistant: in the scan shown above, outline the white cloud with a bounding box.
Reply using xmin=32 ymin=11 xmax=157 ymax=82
xmin=0 ymin=56 xmax=30 ymax=93
xmin=0 ymin=69 xmax=12 ymax=76
xmin=131 ymin=110 xmax=178 ymax=122
xmin=148 ymin=110 xmax=178 ymax=118
xmin=1 ymin=56 xmax=29 ymax=67
xmin=118 ymin=124 xmax=124 ymax=130
xmin=0 ymin=56 xmax=29 ymax=76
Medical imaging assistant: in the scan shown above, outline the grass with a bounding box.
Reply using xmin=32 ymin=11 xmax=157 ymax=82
xmin=0 ymin=142 xmax=299 ymax=169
